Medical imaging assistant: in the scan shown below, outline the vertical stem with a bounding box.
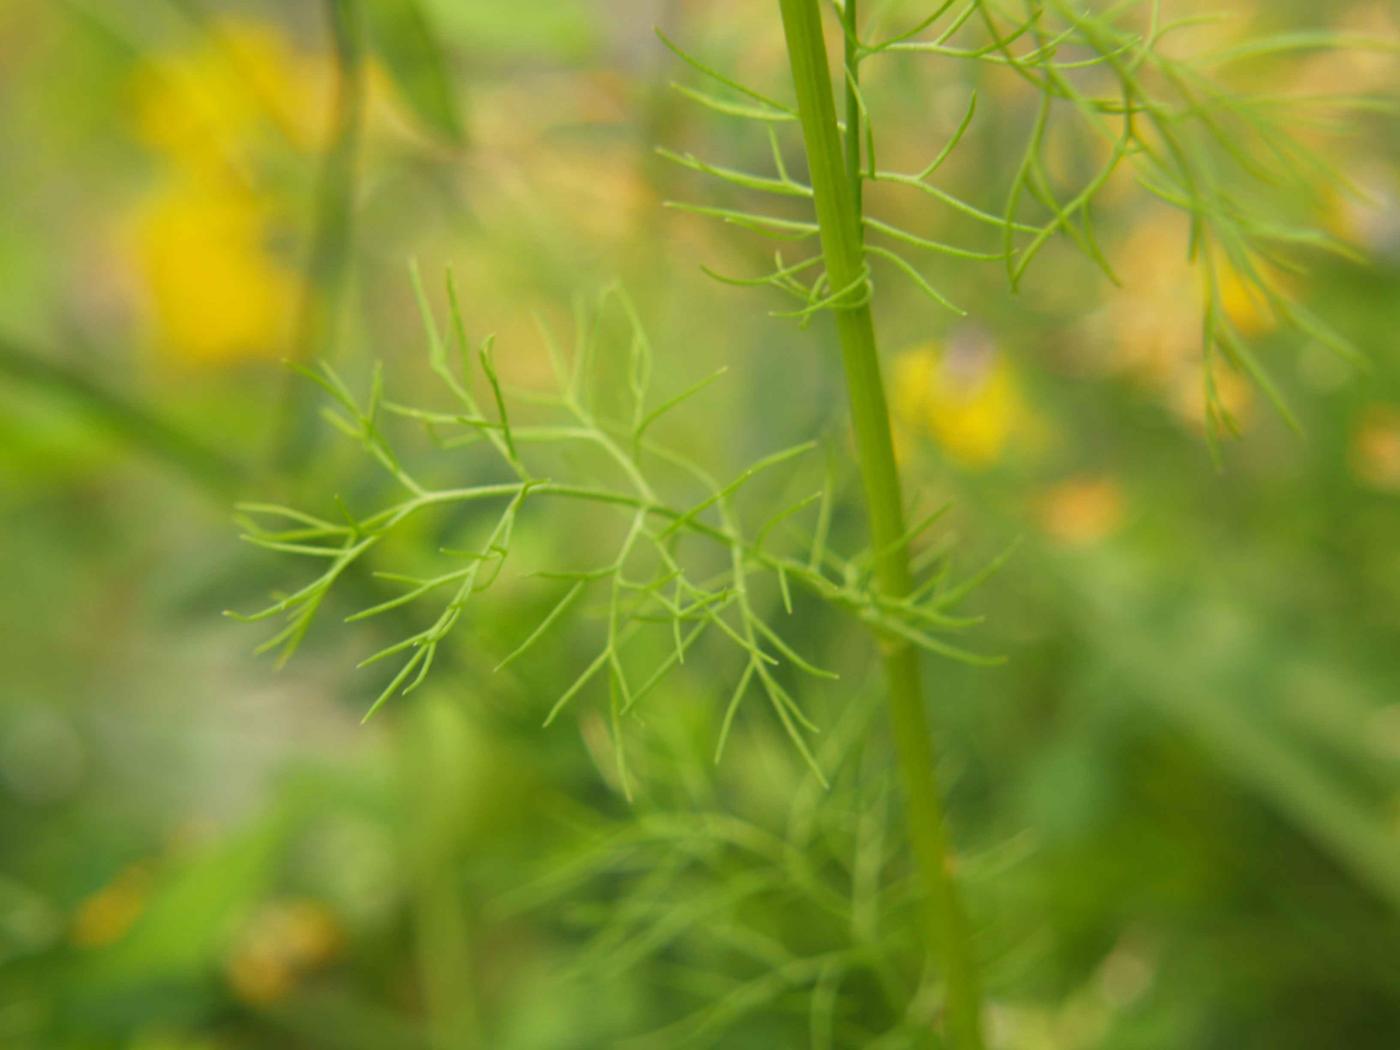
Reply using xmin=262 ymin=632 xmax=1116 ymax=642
xmin=842 ymin=0 xmax=863 ymax=220
xmin=404 ymin=698 xmax=482 ymax=1050
xmin=275 ymin=0 xmax=367 ymax=471
xmin=776 ymin=2 xmax=984 ymax=1046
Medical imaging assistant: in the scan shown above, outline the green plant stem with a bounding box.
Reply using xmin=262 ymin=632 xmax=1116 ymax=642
xmin=276 ymin=0 xmax=367 ymax=472
xmin=842 ymin=0 xmax=863 ymax=219
xmin=0 ymin=334 xmax=245 ymax=495
xmin=776 ymin=1 xmax=984 ymax=1046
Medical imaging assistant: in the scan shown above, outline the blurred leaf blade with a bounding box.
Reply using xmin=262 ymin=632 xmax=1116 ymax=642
xmin=363 ymin=0 xmax=465 ymax=145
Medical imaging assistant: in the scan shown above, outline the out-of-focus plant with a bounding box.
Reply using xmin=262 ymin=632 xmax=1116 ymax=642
xmin=235 ymin=2 xmax=1388 ymax=1046
xmin=123 ymin=16 xmax=326 ymax=365
xmin=122 ymin=3 xmax=462 ymax=369
xmin=234 ymin=275 xmax=1001 ymax=789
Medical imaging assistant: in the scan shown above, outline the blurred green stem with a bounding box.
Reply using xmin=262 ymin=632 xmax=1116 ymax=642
xmin=276 ymin=0 xmax=367 ymax=471
xmin=0 ymin=335 xmax=244 ymax=494
xmin=776 ymin=1 xmax=984 ymax=1045
xmin=404 ymin=698 xmax=482 ymax=1050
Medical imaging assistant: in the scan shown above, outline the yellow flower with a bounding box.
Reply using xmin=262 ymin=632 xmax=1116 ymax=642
xmin=1093 ymin=213 xmax=1288 ymax=437
xmin=1351 ymin=406 xmax=1400 ymax=492
xmin=1168 ymin=359 xmax=1255 ymax=435
xmin=123 ymin=17 xmax=326 ymax=365
xmin=71 ymin=863 xmax=153 ymax=948
xmin=1104 ymin=215 xmax=1278 ymax=381
xmin=225 ymin=899 xmax=342 ymax=1005
xmin=892 ymin=332 xmax=1026 ymax=468
xmin=1214 ymin=256 xmax=1274 ymax=338
xmin=129 ymin=18 xmax=328 ymax=175
xmin=1035 ymin=476 xmax=1125 ymax=546
xmin=127 ymin=177 xmax=298 ymax=364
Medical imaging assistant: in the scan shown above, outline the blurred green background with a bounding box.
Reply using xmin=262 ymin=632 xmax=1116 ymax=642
xmin=1 ymin=1 xmax=1398 ymax=1047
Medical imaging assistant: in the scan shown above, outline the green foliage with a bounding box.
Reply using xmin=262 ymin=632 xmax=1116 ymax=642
xmin=8 ymin=1 xmax=1385 ymax=1047
xmin=362 ymin=0 xmax=466 ymax=144
xmin=222 ymin=4 xmax=1393 ymax=1046
xmin=661 ymin=0 xmax=1376 ymax=444
xmin=233 ymin=267 xmax=1002 ymax=796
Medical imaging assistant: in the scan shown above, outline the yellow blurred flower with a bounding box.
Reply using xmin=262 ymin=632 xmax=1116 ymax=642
xmin=1170 ymin=362 xmax=1255 ymax=436
xmin=124 ymin=17 xmax=327 ymax=365
xmin=225 ymin=899 xmax=342 ymax=1005
xmin=129 ymin=19 xmax=328 ymax=174
xmin=1350 ymin=405 xmax=1400 ymax=493
xmin=1094 ymin=214 xmax=1284 ymax=434
xmin=1035 ymin=476 xmax=1125 ymax=546
xmin=127 ymin=178 xmax=299 ymax=364
xmin=1214 ymin=257 xmax=1274 ymax=339
xmin=71 ymin=862 xmax=153 ymax=948
xmin=892 ymin=331 xmax=1027 ymax=468
xmin=1105 ymin=215 xmax=1278 ymax=377
xmin=1098 ymin=217 xmax=1199 ymax=381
